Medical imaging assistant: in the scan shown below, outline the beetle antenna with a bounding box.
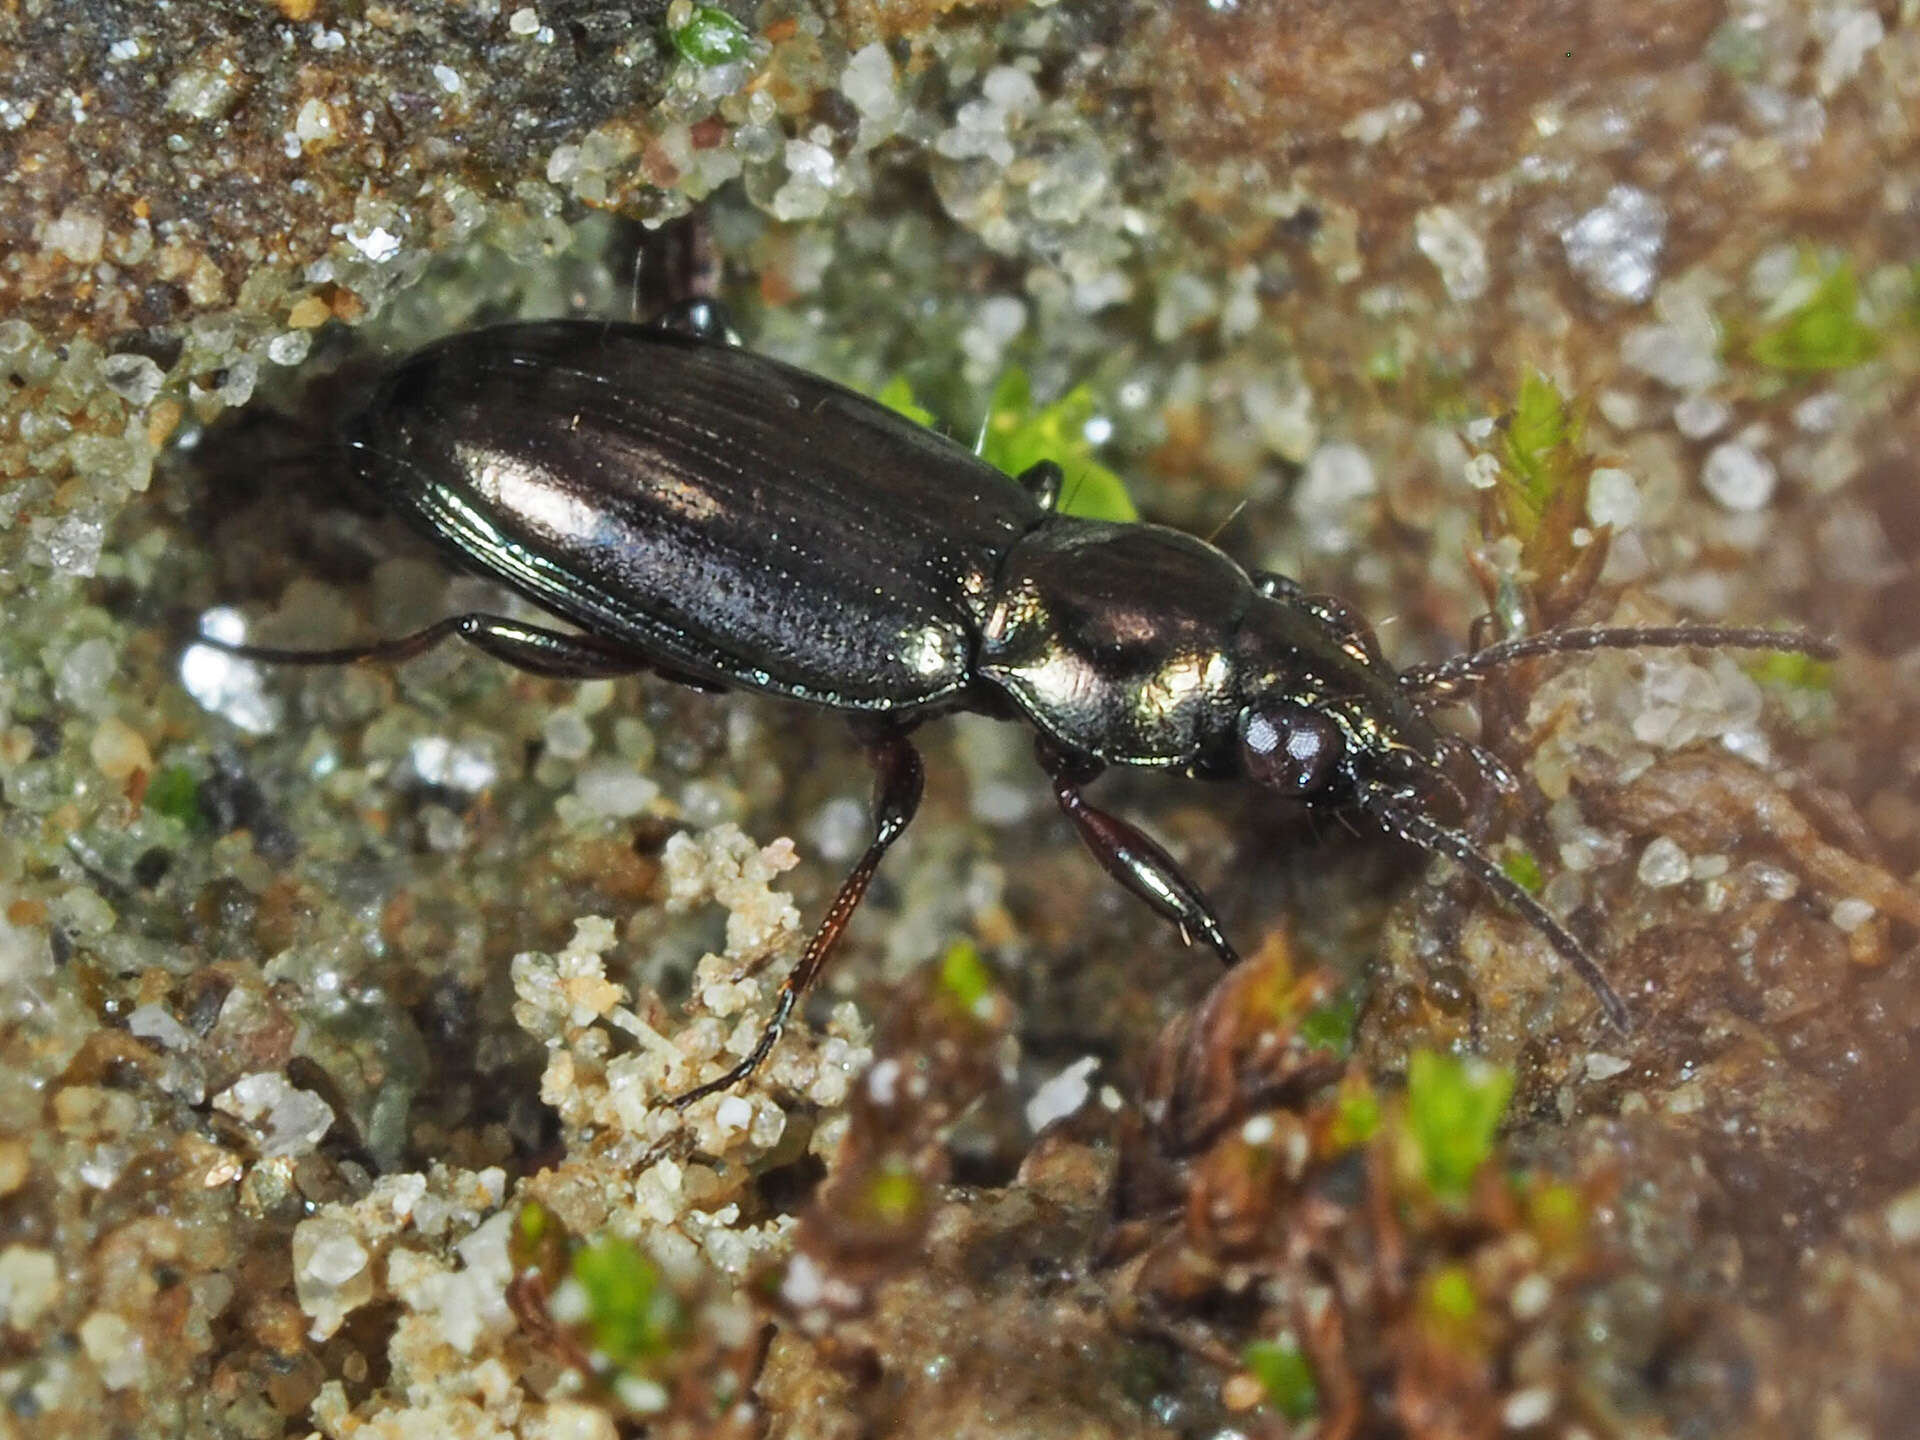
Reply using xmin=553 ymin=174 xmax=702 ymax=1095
xmin=1359 ymin=785 xmax=1632 ymax=1031
xmin=1401 ymin=624 xmax=1837 ymax=698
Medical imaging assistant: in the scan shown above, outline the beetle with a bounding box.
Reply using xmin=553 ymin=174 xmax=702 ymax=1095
xmin=197 ymin=300 xmax=1835 ymax=1106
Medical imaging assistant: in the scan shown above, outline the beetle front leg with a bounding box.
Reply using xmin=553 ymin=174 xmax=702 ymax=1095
xmin=1036 ymin=738 xmax=1240 ymax=967
xmin=672 ymin=728 xmax=925 ymax=1109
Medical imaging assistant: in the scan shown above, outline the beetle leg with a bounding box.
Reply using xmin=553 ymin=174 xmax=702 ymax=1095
xmin=648 ymin=298 xmax=739 ymax=346
xmin=196 ymin=613 xmax=654 ymax=679
xmin=1015 ymin=460 xmax=1064 ymax=512
xmin=671 ymin=729 xmax=925 ymax=1109
xmin=1036 ymin=738 xmax=1240 ymax=967
xmin=1251 ymin=570 xmax=1304 ymax=601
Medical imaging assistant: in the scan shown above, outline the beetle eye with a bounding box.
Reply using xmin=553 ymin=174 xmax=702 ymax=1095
xmin=1240 ymin=704 xmax=1342 ymax=793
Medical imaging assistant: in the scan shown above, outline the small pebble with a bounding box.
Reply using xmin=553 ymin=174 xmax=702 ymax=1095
xmin=1700 ymin=441 xmax=1777 ymax=511
xmin=127 ymin=1004 xmax=195 ymax=1050
xmin=1293 ymin=442 xmax=1377 ymax=552
xmin=1414 ymin=205 xmax=1490 ymax=301
xmin=1586 ymin=467 xmax=1641 ymax=528
xmin=1637 ymin=836 xmax=1691 ymax=887
xmin=267 ymin=330 xmax=312 ymax=367
xmin=1509 ymin=1273 xmax=1554 ymax=1320
xmin=840 ymin=43 xmax=899 ymax=123
xmin=1464 ymin=453 xmax=1503 ymax=491
xmin=1561 ymin=185 xmax=1666 ymax=304
xmin=573 ymin=761 xmax=659 ymax=819
xmin=89 ymin=717 xmax=152 ymax=780
xmin=1830 ymin=898 xmax=1875 ymax=933
xmin=1673 ymin=393 xmax=1729 ymax=440
xmin=1885 ymin=1184 xmax=1920 ymax=1245
xmin=1585 ymin=1052 xmax=1631 ymax=1081
xmin=1025 ymin=1055 xmax=1098 ymax=1133
xmin=542 ymin=709 xmax=595 ymax=763
xmin=1502 ymin=1388 xmax=1555 ymax=1430
xmin=100 ymin=352 xmax=165 ymax=405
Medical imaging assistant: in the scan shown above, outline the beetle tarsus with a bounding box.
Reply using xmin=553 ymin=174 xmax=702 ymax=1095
xmin=1038 ymin=739 xmax=1240 ymax=968
xmin=670 ymin=729 xmax=925 ymax=1109
xmin=649 ymin=297 xmax=738 ymax=345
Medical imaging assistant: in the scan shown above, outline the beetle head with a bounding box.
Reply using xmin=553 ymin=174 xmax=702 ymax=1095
xmin=1229 ymin=589 xmax=1449 ymax=808
xmin=1231 ymin=593 xmax=1839 ymax=1032
xmin=1230 ymin=587 xmax=1640 ymax=1029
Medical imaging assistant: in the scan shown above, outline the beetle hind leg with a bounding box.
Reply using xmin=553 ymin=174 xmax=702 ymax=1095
xmin=194 ymin=612 xmax=654 ymax=679
xmin=1037 ymin=738 xmax=1240 ymax=967
xmin=671 ymin=729 xmax=926 ymax=1109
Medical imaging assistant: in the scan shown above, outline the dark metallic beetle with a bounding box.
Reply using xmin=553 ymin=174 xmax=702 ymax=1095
xmin=202 ymin=302 xmax=1834 ymax=1105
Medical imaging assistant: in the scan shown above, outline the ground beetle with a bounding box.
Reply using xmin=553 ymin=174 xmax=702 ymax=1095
xmin=199 ymin=300 xmax=1835 ymax=1105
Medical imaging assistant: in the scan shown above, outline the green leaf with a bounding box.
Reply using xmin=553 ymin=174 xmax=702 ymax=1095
xmin=978 ymin=368 xmax=1138 ymax=522
xmin=1422 ymin=1262 xmax=1479 ymax=1326
xmin=148 ymin=764 xmax=204 ymax=830
xmin=1243 ymin=1337 xmax=1318 ymax=1421
xmin=1500 ymin=368 xmax=1583 ymax=523
xmin=517 ymin=1200 xmax=551 ymax=1247
xmin=667 ymin=3 xmax=752 ymax=66
xmin=1406 ymin=1050 xmax=1513 ymax=1201
xmin=1525 ymin=1180 xmax=1587 ymax=1253
xmin=570 ymin=1236 xmax=686 ymax=1369
xmin=1299 ymin=988 xmax=1359 ymax=1056
xmin=877 ymin=367 xmax=1138 ymax=521
xmin=862 ymin=1158 xmax=925 ymax=1227
xmin=1746 ymin=647 xmax=1835 ymax=694
xmin=876 ymin=375 xmax=936 ymax=429
xmin=1498 ymin=845 xmax=1545 ymax=895
xmin=1327 ymin=1075 xmax=1381 ymax=1152
xmin=939 ymin=939 xmax=994 ymax=1013
xmin=1749 ymin=256 xmax=1882 ymax=372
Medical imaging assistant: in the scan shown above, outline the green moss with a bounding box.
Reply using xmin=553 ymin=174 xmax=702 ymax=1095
xmin=1704 ymin=19 xmax=1764 ymax=78
xmin=938 ymin=938 xmax=994 ymax=1012
xmin=1419 ymin=1262 xmax=1480 ymax=1343
xmin=978 ymin=368 xmax=1138 ymax=522
xmin=863 ymin=1159 xmax=925 ymax=1227
xmin=1498 ymin=845 xmax=1545 ymax=895
xmin=876 ymin=375 xmax=936 ymax=429
xmin=1746 ymin=647 xmax=1835 ymax=695
xmin=1479 ymin=369 xmax=1601 ymax=611
xmin=1299 ymin=987 xmax=1359 ymax=1056
xmin=876 ymin=368 xmax=1139 ymax=522
xmin=1326 ymin=1074 xmax=1381 ymax=1152
xmin=148 ymin=764 xmax=205 ymax=830
xmin=1243 ymin=1336 xmax=1319 ymax=1421
xmin=1499 ymin=369 xmax=1584 ymax=536
xmin=1524 ymin=1180 xmax=1588 ymax=1255
xmin=1406 ymin=1051 xmax=1513 ymax=1202
xmin=667 ymin=3 xmax=752 ymax=65
xmin=1748 ymin=255 xmax=1882 ymax=372
xmin=1365 ymin=337 xmax=1406 ymax=385
xmin=517 ymin=1199 xmax=552 ymax=1247
xmin=571 ymin=1236 xmax=687 ymax=1369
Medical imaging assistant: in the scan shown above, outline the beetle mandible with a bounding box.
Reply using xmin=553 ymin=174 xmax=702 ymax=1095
xmin=199 ymin=300 xmax=1835 ymax=1106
